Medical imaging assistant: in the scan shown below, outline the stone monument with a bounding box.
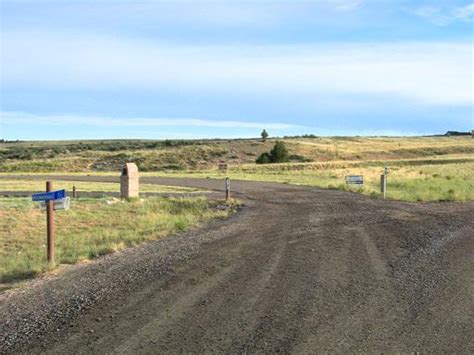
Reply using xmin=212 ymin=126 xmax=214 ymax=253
xmin=120 ymin=163 xmax=139 ymax=198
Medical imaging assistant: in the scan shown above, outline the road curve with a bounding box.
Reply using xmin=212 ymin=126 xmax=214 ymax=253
xmin=1 ymin=176 xmax=473 ymax=353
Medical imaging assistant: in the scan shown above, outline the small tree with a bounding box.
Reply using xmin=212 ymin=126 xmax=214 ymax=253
xmin=261 ymin=129 xmax=269 ymax=142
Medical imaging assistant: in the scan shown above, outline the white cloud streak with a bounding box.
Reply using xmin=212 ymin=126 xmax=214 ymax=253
xmin=1 ymin=31 xmax=472 ymax=106
xmin=409 ymin=2 xmax=474 ymax=25
xmin=327 ymin=0 xmax=362 ymax=12
xmin=1 ymin=111 xmax=301 ymax=130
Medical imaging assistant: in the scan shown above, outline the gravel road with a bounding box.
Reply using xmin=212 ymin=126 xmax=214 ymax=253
xmin=1 ymin=175 xmax=473 ymax=353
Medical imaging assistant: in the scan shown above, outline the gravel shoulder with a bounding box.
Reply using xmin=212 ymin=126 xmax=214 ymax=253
xmin=1 ymin=176 xmax=473 ymax=353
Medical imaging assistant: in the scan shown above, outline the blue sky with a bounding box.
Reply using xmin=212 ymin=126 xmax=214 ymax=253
xmin=1 ymin=0 xmax=473 ymax=140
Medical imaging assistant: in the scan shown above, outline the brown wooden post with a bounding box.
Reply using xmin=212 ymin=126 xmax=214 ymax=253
xmin=72 ymin=185 xmax=77 ymax=198
xmin=46 ymin=181 xmax=55 ymax=264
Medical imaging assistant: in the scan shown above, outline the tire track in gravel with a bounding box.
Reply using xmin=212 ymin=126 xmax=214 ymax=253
xmin=1 ymin=175 xmax=473 ymax=353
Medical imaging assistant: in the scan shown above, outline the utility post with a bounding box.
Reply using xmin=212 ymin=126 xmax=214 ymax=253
xmin=46 ymin=181 xmax=55 ymax=265
xmin=225 ymin=177 xmax=231 ymax=203
xmin=380 ymin=166 xmax=389 ymax=199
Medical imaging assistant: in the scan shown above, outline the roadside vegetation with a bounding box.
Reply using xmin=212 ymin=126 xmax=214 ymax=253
xmin=256 ymin=141 xmax=290 ymax=164
xmin=0 ymin=179 xmax=200 ymax=194
xmin=0 ymin=136 xmax=472 ymax=202
xmin=0 ymin=196 xmax=235 ymax=284
xmin=2 ymin=136 xmax=472 ymax=172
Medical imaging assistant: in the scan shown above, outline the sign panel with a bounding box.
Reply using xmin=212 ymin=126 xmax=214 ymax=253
xmin=32 ymin=189 xmax=66 ymax=202
xmin=345 ymin=175 xmax=364 ymax=185
xmin=37 ymin=197 xmax=71 ymax=211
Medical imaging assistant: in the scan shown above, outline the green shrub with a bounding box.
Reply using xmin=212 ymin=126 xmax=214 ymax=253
xmin=256 ymin=141 xmax=290 ymax=164
xmin=256 ymin=152 xmax=272 ymax=164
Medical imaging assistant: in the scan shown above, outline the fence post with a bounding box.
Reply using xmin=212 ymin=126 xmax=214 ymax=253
xmin=72 ymin=185 xmax=77 ymax=198
xmin=46 ymin=181 xmax=55 ymax=265
xmin=380 ymin=174 xmax=386 ymax=199
xmin=225 ymin=177 xmax=230 ymax=203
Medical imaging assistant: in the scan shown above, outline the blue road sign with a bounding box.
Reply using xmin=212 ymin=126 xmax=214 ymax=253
xmin=32 ymin=189 xmax=67 ymax=202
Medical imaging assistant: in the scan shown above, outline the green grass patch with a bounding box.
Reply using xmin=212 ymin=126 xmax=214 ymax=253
xmin=141 ymin=160 xmax=474 ymax=202
xmin=0 ymin=179 xmax=202 ymax=194
xmin=0 ymin=196 xmax=234 ymax=284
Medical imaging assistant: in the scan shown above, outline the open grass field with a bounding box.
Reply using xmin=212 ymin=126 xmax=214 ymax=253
xmin=1 ymin=136 xmax=472 ymax=202
xmin=1 ymin=136 xmax=473 ymax=172
xmin=0 ymin=179 xmax=201 ymax=194
xmin=0 ymin=196 xmax=234 ymax=285
xmin=148 ymin=155 xmax=473 ymax=202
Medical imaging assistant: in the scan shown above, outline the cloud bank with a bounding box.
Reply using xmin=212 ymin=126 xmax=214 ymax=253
xmin=1 ymin=111 xmax=300 ymax=130
xmin=2 ymin=31 xmax=472 ymax=106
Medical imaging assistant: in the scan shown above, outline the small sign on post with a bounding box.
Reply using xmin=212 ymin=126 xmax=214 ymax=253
xmin=345 ymin=175 xmax=364 ymax=185
xmin=32 ymin=189 xmax=66 ymax=202
xmin=32 ymin=184 xmax=69 ymax=265
xmin=37 ymin=197 xmax=71 ymax=211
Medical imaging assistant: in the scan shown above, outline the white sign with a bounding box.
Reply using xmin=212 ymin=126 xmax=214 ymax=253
xmin=345 ymin=175 xmax=364 ymax=185
xmin=37 ymin=197 xmax=71 ymax=211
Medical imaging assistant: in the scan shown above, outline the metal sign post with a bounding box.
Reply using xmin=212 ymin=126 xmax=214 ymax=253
xmin=380 ymin=174 xmax=386 ymax=198
xmin=225 ymin=177 xmax=231 ymax=203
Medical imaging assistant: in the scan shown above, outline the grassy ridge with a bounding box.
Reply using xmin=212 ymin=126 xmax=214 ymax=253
xmin=0 ymin=197 xmax=233 ymax=284
xmin=1 ymin=136 xmax=473 ymax=172
xmin=0 ymin=136 xmax=472 ymax=202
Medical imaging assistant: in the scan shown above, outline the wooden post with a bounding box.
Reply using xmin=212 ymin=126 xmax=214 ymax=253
xmin=380 ymin=174 xmax=386 ymax=199
xmin=380 ymin=168 xmax=388 ymax=199
xmin=46 ymin=181 xmax=55 ymax=264
xmin=225 ymin=177 xmax=230 ymax=203
xmin=72 ymin=185 xmax=77 ymax=198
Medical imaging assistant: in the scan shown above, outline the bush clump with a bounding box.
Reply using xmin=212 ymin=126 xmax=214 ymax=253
xmin=256 ymin=141 xmax=290 ymax=164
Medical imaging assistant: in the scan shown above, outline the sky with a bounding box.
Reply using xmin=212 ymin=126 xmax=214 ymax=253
xmin=0 ymin=0 xmax=473 ymax=140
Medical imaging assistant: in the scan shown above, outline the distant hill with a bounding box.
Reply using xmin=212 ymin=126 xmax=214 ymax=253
xmin=1 ymin=135 xmax=473 ymax=173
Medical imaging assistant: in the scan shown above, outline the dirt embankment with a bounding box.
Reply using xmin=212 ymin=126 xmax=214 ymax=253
xmin=1 ymin=176 xmax=473 ymax=353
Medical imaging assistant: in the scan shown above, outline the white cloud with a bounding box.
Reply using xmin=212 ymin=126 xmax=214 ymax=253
xmin=327 ymin=0 xmax=362 ymax=12
xmin=454 ymin=3 xmax=474 ymax=20
xmin=1 ymin=30 xmax=472 ymax=106
xmin=409 ymin=2 xmax=474 ymax=25
xmin=0 ymin=111 xmax=300 ymax=130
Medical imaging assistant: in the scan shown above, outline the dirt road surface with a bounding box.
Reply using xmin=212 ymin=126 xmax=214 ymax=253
xmin=1 ymin=176 xmax=473 ymax=353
